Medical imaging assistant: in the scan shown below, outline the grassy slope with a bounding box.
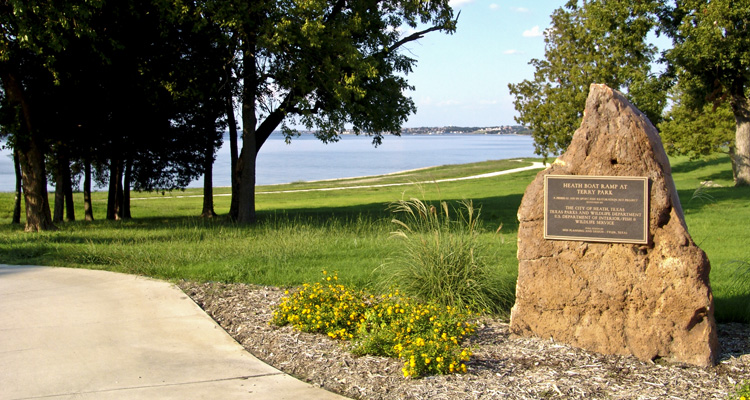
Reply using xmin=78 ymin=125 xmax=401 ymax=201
xmin=0 ymin=156 xmax=747 ymax=322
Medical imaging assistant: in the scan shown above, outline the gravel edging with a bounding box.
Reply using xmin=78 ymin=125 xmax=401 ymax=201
xmin=179 ymin=281 xmax=750 ymax=400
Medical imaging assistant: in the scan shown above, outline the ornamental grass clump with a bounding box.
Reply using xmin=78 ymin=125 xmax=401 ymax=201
xmin=380 ymin=197 xmax=512 ymax=315
xmin=272 ymin=272 xmax=475 ymax=378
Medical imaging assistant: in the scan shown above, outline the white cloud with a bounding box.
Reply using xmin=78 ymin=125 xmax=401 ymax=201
xmin=489 ymin=3 xmax=499 ymax=10
xmin=504 ymin=49 xmax=523 ymax=55
xmin=449 ymin=0 xmax=474 ymax=8
xmin=511 ymin=7 xmax=530 ymax=13
xmin=522 ymin=26 xmax=543 ymax=38
xmin=418 ymin=97 xmax=462 ymax=108
xmin=437 ymin=99 xmax=462 ymax=107
xmin=479 ymin=99 xmax=499 ymax=106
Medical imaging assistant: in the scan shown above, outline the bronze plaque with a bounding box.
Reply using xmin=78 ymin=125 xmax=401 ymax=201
xmin=544 ymin=175 xmax=649 ymax=244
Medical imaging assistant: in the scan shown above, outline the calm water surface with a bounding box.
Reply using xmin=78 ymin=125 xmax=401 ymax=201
xmin=0 ymin=134 xmax=536 ymax=191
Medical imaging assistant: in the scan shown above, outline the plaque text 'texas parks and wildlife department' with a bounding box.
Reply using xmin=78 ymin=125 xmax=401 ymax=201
xmin=544 ymin=175 xmax=649 ymax=244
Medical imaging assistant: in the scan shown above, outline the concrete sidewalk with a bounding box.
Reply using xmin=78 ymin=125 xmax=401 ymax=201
xmin=0 ymin=265 xmax=350 ymax=400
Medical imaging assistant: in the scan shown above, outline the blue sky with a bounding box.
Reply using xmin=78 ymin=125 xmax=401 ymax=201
xmin=401 ymin=0 xmax=564 ymax=127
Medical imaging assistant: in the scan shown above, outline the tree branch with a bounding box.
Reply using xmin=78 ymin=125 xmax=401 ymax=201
xmin=326 ymin=0 xmax=347 ymax=24
xmin=387 ymin=12 xmax=459 ymax=54
xmin=388 ymin=25 xmax=445 ymax=53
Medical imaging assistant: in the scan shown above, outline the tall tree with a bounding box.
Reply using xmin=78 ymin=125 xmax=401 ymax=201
xmin=0 ymin=52 xmax=56 ymax=231
xmin=665 ymin=0 xmax=750 ymax=186
xmin=207 ymin=0 xmax=457 ymax=223
xmin=0 ymin=0 xmax=102 ymax=231
xmin=509 ymin=0 xmax=668 ymax=159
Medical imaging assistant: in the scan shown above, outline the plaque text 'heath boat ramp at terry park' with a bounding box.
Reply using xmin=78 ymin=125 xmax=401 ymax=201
xmin=544 ymin=175 xmax=649 ymax=244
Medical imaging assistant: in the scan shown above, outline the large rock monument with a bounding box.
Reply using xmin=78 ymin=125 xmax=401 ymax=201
xmin=510 ymin=84 xmax=719 ymax=366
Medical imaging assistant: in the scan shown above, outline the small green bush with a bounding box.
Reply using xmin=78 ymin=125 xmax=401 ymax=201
xmin=272 ymin=272 xmax=475 ymax=378
xmin=726 ymin=379 xmax=750 ymax=400
xmin=379 ymin=197 xmax=513 ymax=315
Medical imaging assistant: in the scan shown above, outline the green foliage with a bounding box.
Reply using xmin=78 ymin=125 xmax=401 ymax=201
xmin=508 ymin=0 xmax=667 ymax=159
xmin=665 ymin=0 xmax=750 ymax=185
xmin=206 ymin=0 xmax=457 ymax=144
xmin=726 ymin=380 xmax=750 ymax=400
xmin=659 ymin=86 xmax=736 ymax=160
xmin=380 ymin=197 xmax=514 ymax=316
xmin=272 ymin=272 xmax=475 ymax=378
xmin=666 ymin=0 xmax=750 ymax=103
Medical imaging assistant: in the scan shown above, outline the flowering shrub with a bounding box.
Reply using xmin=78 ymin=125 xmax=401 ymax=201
xmin=271 ymin=271 xmax=368 ymax=340
xmin=272 ymin=271 xmax=475 ymax=378
xmin=727 ymin=380 xmax=750 ymax=400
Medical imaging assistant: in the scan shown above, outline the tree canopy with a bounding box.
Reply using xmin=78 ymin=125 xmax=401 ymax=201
xmin=508 ymin=0 xmax=668 ymax=159
xmin=509 ymin=0 xmax=750 ymax=187
xmin=1 ymin=0 xmax=457 ymax=229
xmin=204 ymin=0 xmax=457 ymax=223
xmin=664 ymin=0 xmax=750 ymax=186
xmin=658 ymin=81 xmax=735 ymax=164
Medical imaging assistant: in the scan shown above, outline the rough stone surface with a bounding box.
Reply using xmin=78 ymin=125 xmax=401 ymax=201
xmin=510 ymin=84 xmax=719 ymax=367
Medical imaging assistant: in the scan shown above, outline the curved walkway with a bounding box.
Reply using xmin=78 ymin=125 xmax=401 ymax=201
xmin=130 ymin=161 xmax=546 ymax=200
xmin=0 ymin=265 xmax=349 ymax=400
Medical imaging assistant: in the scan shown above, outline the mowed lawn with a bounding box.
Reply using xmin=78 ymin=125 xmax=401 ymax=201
xmin=0 ymin=156 xmax=748 ymax=322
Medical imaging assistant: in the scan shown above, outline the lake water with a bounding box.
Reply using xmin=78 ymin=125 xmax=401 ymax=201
xmin=0 ymin=133 xmax=537 ymax=192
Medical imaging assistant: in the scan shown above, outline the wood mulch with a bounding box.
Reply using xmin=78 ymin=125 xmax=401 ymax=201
xmin=179 ymin=281 xmax=750 ymax=400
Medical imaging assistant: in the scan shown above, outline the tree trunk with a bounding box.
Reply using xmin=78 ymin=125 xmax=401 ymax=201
xmin=0 ymin=67 xmax=56 ymax=232
xmin=236 ymin=46 xmax=259 ymax=224
xmin=63 ymin=156 xmax=75 ymax=222
xmin=731 ymin=92 xmax=750 ymax=186
xmin=12 ymin=149 xmax=22 ymax=225
xmin=83 ymin=158 xmax=94 ymax=221
xmin=228 ymin=94 xmax=240 ymax=220
xmin=107 ymin=160 xmax=116 ymax=220
xmin=52 ymin=150 xmax=74 ymax=223
xmin=107 ymin=158 xmax=124 ymax=220
xmin=123 ymin=159 xmax=131 ymax=219
xmin=18 ymin=144 xmax=55 ymax=232
xmin=53 ymin=161 xmax=64 ymax=223
xmin=201 ymin=138 xmax=217 ymax=218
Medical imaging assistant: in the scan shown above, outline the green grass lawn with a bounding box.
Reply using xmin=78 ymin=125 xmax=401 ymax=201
xmin=0 ymin=156 xmax=748 ymax=322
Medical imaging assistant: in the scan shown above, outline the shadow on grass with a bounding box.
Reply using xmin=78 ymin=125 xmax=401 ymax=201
xmin=677 ymin=186 xmax=750 ymax=213
xmin=0 ymin=192 xmax=526 ymax=272
xmin=714 ymin=294 xmax=750 ymax=324
xmin=670 ymin=154 xmax=731 ymax=175
xmin=257 ymin=192 xmax=525 ymax=234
